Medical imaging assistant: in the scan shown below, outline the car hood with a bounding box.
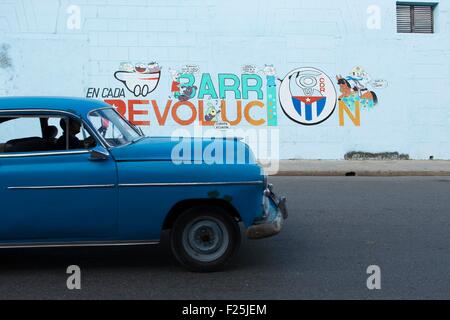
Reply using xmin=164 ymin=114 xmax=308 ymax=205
xmin=109 ymin=136 xmax=256 ymax=164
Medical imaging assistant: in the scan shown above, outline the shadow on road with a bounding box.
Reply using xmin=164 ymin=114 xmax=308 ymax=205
xmin=0 ymin=231 xmax=294 ymax=274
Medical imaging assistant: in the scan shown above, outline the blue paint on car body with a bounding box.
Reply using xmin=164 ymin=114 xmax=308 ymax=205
xmin=0 ymin=97 xmax=286 ymax=247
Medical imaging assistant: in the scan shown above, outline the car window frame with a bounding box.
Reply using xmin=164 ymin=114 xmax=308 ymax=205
xmin=87 ymin=107 xmax=143 ymax=149
xmin=0 ymin=109 xmax=104 ymax=158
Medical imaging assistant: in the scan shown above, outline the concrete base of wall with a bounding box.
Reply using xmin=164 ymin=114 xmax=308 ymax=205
xmin=263 ymin=160 xmax=450 ymax=176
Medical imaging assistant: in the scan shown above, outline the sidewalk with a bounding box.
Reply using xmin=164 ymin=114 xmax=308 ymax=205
xmin=265 ymin=160 xmax=450 ymax=176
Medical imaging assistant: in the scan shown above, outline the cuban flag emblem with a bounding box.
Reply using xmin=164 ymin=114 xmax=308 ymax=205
xmin=291 ymin=96 xmax=327 ymax=121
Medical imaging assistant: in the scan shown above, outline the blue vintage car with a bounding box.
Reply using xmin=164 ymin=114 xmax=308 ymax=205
xmin=0 ymin=97 xmax=287 ymax=271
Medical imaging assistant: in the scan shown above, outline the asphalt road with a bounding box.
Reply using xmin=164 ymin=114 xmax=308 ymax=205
xmin=1 ymin=176 xmax=450 ymax=299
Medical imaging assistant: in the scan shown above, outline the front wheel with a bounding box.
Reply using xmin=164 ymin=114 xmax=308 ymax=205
xmin=170 ymin=206 xmax=241 ymax=272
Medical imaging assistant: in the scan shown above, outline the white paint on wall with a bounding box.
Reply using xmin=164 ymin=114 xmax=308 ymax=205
xmin=0 ymin=0 xmax=449 ymax=160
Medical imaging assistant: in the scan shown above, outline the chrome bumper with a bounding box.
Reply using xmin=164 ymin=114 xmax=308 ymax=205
xmin=246 ymin=185 xmax=288 ymax=239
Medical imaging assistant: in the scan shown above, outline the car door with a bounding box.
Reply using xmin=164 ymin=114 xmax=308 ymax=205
xmin=0 ymin=112 xmax=118 ymax=243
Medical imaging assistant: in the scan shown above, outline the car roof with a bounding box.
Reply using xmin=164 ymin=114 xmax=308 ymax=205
xmin=0 ymin=96 xmax=111 ymax=116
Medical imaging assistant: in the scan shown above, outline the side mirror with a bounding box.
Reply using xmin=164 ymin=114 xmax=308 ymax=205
xmin=89 ymin=146 xmax=109 ymax=161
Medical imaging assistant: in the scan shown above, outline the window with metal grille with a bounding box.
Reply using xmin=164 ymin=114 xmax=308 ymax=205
xmin=397 ymin=3 xmax=435 ymax=33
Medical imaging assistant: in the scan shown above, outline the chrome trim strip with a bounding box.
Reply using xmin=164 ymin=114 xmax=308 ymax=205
xmin=89 ymin=106 xmax=115 ymax=113
xmin=8 ymin=184 xmax=115 ymax=190
xmin=0 ymin=240 xmax=159 ymax=249
xmin=0 ymin=150 xmax=89 ymax=158
xmin=119 ymin=181 xmax=264 ymax=187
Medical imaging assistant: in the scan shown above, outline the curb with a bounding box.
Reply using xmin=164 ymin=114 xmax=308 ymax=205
xmin=271 ymin=171 xmax=450 ymax=177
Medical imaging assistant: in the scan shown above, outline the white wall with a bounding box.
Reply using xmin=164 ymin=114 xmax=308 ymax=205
xmin=0 ymin=0 xmax=449 ymax=159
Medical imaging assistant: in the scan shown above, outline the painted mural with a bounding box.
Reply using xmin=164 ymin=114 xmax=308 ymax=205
xmin=278 ymin=67 xmax=337 ymax=125
xmin=337 ymin=66 xmax=387 ymax=110
xmin=262 ymin=64 xmax=278 ymax=126
xmin=87 ymin=62 xmax=280 ymax=127
xmin=114 ymin=62 xmax=162 ymax=97
xmin=335 ymin=67 xmax=388 ymax=126
xmin=85 ymin=63 xmax=386 ymax=128
xmin=169 ymin=64 xmax=199 ymax=102
xmin=337 ymin=75 xmax=378 ymax=110
xmin=204 ymin=99 xmax=220 ymax=122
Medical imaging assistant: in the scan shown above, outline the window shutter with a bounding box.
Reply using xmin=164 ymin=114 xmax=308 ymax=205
xmin=396 ymin=4 xmax=434 ymax=34
xmin=397 ymin=5 xmax=412 ymax=33
xmin=413 ymin=5 xmax=433 ymax=33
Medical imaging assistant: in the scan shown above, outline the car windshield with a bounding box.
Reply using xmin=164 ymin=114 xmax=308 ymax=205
xmin=88 ymin=108 xmax=142 ymax=147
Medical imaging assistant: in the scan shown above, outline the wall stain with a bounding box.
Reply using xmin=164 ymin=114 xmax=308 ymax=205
xmin=345 ymin=151 xmax=410 ymax=160
xmin=0 ymin=44 xmax=13 ymax=69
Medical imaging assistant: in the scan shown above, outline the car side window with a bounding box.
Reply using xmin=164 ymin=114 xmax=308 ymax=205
xmin=49 ymin=117 xmax=96 ymax=151
xmin=0 ymin=115 xmax=96 ymax=154
xmin=0 ymin=116 xmax=45 ymax=153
